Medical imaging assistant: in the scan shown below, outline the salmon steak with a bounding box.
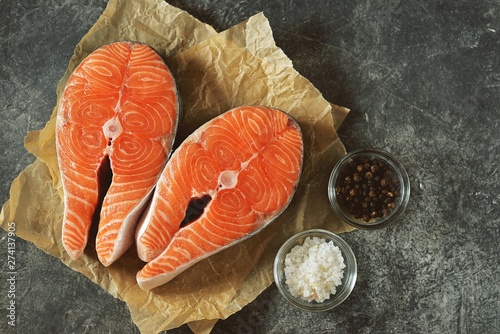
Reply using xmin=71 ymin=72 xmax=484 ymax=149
xmin=56 ymin=41 xmax=180 ymax=266
xmin=135 ymin=106 xmax=304 ymax=291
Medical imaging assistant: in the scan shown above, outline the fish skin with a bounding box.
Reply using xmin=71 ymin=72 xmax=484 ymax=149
xmin=56 ymin=41 xmax=180 ymax=265
xmin=135 ymin=106 xmax=304 ymax=291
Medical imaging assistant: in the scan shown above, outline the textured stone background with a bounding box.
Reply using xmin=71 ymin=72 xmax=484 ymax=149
xmin=1 ymin=0 xmax=499 ymax=333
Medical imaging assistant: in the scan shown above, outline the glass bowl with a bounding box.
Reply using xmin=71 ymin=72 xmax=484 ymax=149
xmin=273 ymin=229 xmax=357 ymax=312
xmin=328 ymin=148 xmax=410 ymax=230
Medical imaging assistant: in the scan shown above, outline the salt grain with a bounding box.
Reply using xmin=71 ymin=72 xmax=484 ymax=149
xmin=284 ymin=236 xmax=345 ymax=303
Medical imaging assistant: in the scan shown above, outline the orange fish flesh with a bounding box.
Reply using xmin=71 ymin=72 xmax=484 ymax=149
xmin=56 ymin=41 xmax=180 ymax=265
xmin=135 ymin=106 xmax=303 ymax=291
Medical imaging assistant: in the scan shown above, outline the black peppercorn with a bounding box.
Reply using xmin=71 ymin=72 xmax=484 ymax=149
xmin=380 ymin=178 xmax=388 ymax=187
xmin=335 ymin=155 xmax=401 ymax=223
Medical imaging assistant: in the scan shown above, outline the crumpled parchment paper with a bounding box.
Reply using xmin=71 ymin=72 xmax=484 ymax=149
xmin=0 ymin=0 xmax=353 ymax=333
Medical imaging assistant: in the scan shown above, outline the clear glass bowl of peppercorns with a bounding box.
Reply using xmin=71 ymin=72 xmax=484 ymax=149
xmin=328 ymin=148 xmax=410 ymax=229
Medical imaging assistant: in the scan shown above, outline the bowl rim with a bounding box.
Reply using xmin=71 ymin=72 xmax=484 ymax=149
xmin=328 ymin=148 xmax=410 ymax=229
xmin=273 ymin=229 xmax=357 ymax=312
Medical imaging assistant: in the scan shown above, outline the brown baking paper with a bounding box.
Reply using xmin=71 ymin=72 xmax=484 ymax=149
xmin=0 ymin=0 xmax=353 ymax=333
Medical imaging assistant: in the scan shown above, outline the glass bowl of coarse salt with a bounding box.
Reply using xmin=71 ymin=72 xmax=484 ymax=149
xmin=273 ymin=229 xmax=357 ymax=312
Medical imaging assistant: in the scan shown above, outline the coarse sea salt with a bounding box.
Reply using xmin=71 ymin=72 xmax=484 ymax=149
xmin=284 ymin=236 xmax=345 ymax=303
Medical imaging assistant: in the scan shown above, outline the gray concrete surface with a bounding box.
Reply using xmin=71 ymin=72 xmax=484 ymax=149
xmin=1 ymin=0 xmax=499 ymax=333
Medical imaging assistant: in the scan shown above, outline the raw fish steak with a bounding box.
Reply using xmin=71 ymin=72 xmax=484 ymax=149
xmin=56 ymin=41 xmax=180 ymax=266
xmin=135 ymin=106 xmax=303 ymax=291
